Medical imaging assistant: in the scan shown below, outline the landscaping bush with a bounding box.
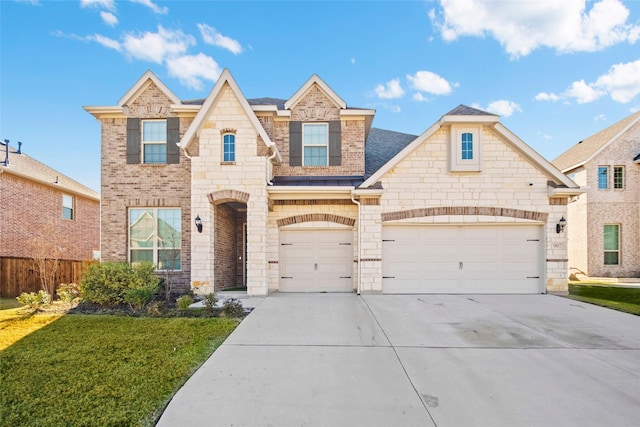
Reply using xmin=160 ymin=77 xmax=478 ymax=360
xmin=16 ymin=290 xmax=51 ymax=309
xmin=80 ymin=262 xmax=160 ymax=307
xmin=56 ymin=283 xmax=80 ymax=303
xmin=176 ymin=294 xmax=194 ymax=311
xmin=125 ymin=286 xmax=157 ymax=311
xmin=221 ymin=298 xmax=244 ymax=317
xmin=203 ymin=293 xmax=218 ymax=312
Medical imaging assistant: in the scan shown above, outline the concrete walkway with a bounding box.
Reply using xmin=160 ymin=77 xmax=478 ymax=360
xmin=157 ymin=294 xmax=640 ymax=427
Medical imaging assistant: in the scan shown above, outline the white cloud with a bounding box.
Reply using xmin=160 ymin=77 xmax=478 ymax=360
xmin=536 ymin=59 xmax=640 ymax=105
xmin=197 ymin=24 xmax=243 ymax=54
xmin=592 ymin=59 xmax=640 ymax=103
xmin=131 ymin=0 xmax=168 ymax=14
xmin=80 ymin=0 xmax=115 ymax=10
xmin=594 ymin=114 xmax=607 ymax=122
xmin=485 ymin=100 xmax=522 ymax=117
xmin=535 ymin=92 xmax=560 ymax=102
xmin=100 ymin=11 xmax=118 ymax=27
xmin=374 ymin=79 xmax=405 ymax=99
xmin=407 ymin=70 xmax=455 ymax=96
xmin=122 ymin=25 xmax=195 ymax=63
xmin=430 ymin=0 xmax=640 ymax=58
xmin=16 ymin=0 xmax=41 ymax=5
xmin=165 ymin=54 xmax=222 ymax=90
xmin=91 ymin=34 xmax=121 ymax=51
xmin=413 ymin=93 xmax=429 ymax=102
xmin=351 ymin=57 xmax=356 ymax=64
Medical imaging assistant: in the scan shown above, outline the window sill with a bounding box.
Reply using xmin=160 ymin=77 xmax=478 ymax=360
xmin=220 ymin=161 xmax=236 ymax=165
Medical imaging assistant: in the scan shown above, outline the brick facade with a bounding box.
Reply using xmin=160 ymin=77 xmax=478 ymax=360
xmin=0 ymin=173 xmax=99 ymax=260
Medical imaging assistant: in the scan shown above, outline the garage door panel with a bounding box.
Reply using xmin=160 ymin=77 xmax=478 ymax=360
xmin=383 ymin=225 xmax=542 ymax=294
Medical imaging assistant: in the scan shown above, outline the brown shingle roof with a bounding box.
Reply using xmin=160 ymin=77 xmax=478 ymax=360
xmin=0 ymin=143 xmax=99 ymax=200
xmin=552 ymin=111 xmax=640 ymax=172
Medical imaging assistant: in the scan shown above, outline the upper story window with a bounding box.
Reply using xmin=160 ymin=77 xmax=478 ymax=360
xmin=126 ymin=117 xmax=180 ymax=165
xmin=598 ymin=166 xmax=609 ymax=189
xmin=450 ymin=126 xmax=481 ymax=172
xmin=303 ymin=123 xmax=328 ymax=166
xmin=129 ymin=208 xmax=182 ymax=271
xmin=613 ymin=166 xmax=625 ymax=189
xmin=461 ymin=132 xmax=473 ymax=160
xmin=62 ymin=194 xmax=74 ymax=220
xmin=223 ymin=133 xmax=236 ymax=162
xmin=142 ymin=120 xmax=167 ymax=164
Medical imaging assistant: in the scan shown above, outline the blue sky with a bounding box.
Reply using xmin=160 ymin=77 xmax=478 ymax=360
xmin=2 ymin=0 xmax=639 ymax=193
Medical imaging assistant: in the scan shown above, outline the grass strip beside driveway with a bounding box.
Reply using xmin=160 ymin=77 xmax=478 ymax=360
xmin=567 ymin=284 xmax=640 ymax=316
xmin=1 ymin=315 xmax=238 ymax=427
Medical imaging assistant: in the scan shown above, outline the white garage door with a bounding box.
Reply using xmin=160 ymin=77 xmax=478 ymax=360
xmin=279 ymin=229 xmax=353 ymax=292
xmin=382 ymin=225 xmax=542 ymax=294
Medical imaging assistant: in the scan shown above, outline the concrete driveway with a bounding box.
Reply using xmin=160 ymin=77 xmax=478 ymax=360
xmin=157 ymin=294 xmax=640 ymax=427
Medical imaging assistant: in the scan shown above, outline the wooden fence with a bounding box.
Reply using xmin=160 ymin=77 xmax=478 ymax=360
xmin=0 ymin=257 xmax=95 ymax=298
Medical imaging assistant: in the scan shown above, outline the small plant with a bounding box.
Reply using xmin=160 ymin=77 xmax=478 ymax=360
xmin=202 ymin=293 xmax=218 ymax=312
xmin=16 ymin=290 xmax=51 ymax=309
xmin=176 ymin=294 xmax=194 ymax=311
xmin=220 ymin=298 xmax=244 ymax=317
xmin=146 ymin=301 xmax=165 ymax=317
xmin=125 ymin=286 xmax=156 ymax=311
xmin=57 ymin=283 xmax=80 ymax=303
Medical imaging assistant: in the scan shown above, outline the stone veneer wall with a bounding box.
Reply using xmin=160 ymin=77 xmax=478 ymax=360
xmin=100 ymin=82 xmax=192 ymax=291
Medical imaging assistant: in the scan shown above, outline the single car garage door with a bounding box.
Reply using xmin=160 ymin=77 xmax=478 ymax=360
xmin=280 ymin=229 xmax=353 ymax=292
xmin=382 ymin=225 xmax=542 ymax=294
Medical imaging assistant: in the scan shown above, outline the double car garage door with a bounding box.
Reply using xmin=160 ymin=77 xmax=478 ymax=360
xmin=279 ymin=225 xmax=543 ymax=294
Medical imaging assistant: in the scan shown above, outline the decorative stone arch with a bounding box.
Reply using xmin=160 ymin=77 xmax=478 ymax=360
xmin=208 ymin=189 xmax=250 ymax=206
xmin=277 ymin=213 xmax=356 ymax=227
xmin=381 ymin=206 xmax=548 ymax=222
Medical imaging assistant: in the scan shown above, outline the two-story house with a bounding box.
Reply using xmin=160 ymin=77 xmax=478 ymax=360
xmin=85 ymin=69 xmax=582 ymax=296
xmin=553 ymin=111 xmax=640 ymax=278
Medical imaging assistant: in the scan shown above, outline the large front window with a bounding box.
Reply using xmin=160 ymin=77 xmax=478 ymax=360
xmin=129 ymin=208 xmax=181 ymax=270
xmin=303 ymin=123 xmax=328 ymax=166
xmin=142 ymin=120 xmax=167 ymax=164
xmin=604 ymin=224 xmax=619 ymax=265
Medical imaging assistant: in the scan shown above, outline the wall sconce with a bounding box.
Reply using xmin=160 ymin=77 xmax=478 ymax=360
xmin=556 ymin=216 xmax=567 ymax=234
xmin=195 ymin=215 xmax=203 ymax=233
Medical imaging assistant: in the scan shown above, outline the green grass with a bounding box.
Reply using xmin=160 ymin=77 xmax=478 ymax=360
xmin=567 ymin=284 xmax=640 ymax=316
xmin=0 ymin=314 xmax=238 ymax=427
xmin=0 ymin=297 xmax=22 ymax=310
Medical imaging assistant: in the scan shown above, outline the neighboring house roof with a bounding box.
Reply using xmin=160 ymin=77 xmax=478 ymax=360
xmin=0 ymin=142 xmax=100 ymax=201
xmin=552 ymin=111 xmax=640 ymax=172
xmin=365 ymin=128 xmax=418 ymax=179
xmin=361 ymin=104 xmax=580 ymax=193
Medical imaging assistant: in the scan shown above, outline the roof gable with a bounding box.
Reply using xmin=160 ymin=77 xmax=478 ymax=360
xmin=284 ymin=74 xmax=346 ymax=110
xmin=361 ymin=105 xmax=578 ymax=191
xmin=118 ymin=70 xmax=181 ymax=107
xmin=553 ymin=111 xmax=640 ymax=172
xmin=179 ymin=69 xmax=280 ymax=161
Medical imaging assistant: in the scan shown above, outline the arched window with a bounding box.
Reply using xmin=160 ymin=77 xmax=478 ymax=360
xmin=223 ymin=133 xmax=235 ymax=162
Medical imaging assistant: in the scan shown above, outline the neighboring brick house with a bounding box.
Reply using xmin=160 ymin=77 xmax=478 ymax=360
xmin=85 ymin=70 xmax=582 ymax=295
xmin=0 ymin=141 xmax=100 ymax=261
xmin=553 ymin=112 xmax=640 ymax=278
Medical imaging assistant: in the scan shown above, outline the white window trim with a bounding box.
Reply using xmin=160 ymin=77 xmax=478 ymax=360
xmin=603 ymin=223 xmax=620 ymax=266
xmin=62 ymin=194 xmax=74 ymax=220
xmin=128 ymin=207 xmax=182 ymax=271
xmin=142 ymin=119 xmax=167 ymax=164
xmin=302 ymin=122 xmax=329 ymax=167
xmin=613 ymin=165 xmax=625 ymax=190
xmin=450 ymin=125 xmax=481 ymax=172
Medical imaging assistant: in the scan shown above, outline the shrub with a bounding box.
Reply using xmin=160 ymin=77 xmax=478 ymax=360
xmin=176 ymin=295 xmax=194 ymax=311
xmin=202 ymin=293 xmax=218 ymax=312
xmin=146 ymin=301 xmax=165 ymax=317
xmin=80 ymin=262 xmax=160 ymax=307
xmin=57 ymin=283 xmax=80 ymax=303
xmin=125 ymin=286 xmax=156 ymax=311
xmin=16 ymin=290 xmax=51 ymax=309
xmin=220 ymin=298 xmax=244 ymax=318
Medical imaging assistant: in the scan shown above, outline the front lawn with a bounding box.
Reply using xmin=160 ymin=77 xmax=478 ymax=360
xmin=567 ymin=284 xmax=640 ymax=316
xmin=0 ymin=314 xmax=238 ymax=427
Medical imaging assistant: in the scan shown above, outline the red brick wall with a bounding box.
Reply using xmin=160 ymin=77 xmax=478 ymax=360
xmin=0 ymin=173 xmax=99 ymax=261
xmin=214 ymin=203 xmax=237 ymax=290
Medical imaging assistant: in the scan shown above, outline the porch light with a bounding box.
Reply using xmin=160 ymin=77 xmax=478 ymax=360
xmin=556 ymin=216 xmax=567 ymax=234
xmin=195 ymin=215 xmax=203 ymax=233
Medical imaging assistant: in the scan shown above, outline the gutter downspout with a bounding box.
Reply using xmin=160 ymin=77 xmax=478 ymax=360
xmin=266 ymin=147 xmax=277 ymax=185
xmin=351 ymin=191 xmax=362 ymax=295
xmin=181 ymin=144 xmax=192 ymax=160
